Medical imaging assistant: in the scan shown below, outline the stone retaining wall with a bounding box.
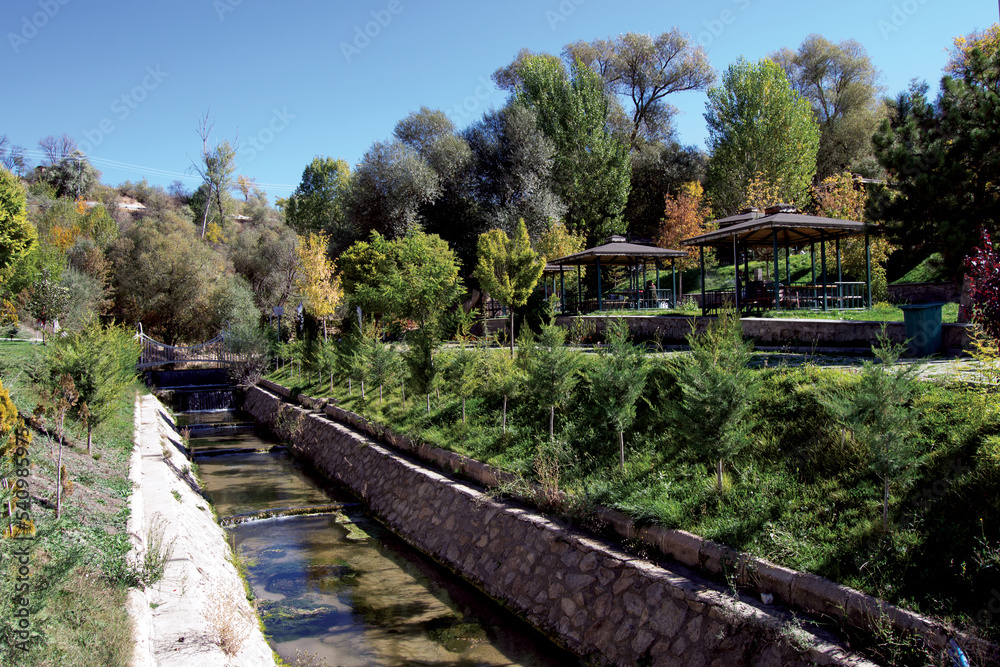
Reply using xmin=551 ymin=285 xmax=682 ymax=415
xmin=887 ymin=282 xmax=960 ymax=304
xmin=245 ymin=385 xmax=881 ymax=666
xmin=484 ymin=316 xmax=970 ymax=354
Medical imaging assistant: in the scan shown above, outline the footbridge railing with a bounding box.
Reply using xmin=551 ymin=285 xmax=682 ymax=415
xmin=136 ymin=324 xmax=237 ymax=369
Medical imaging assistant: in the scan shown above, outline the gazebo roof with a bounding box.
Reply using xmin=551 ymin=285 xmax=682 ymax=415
xmin=547 ymin=239 xmax=687 ymax=267
xmin=682 ymin=211 xmax=867 ymax=247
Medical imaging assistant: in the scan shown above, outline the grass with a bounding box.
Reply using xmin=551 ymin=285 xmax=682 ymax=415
xmin=0 ymin=340 xmax=141 ymax=666
xmin=269 ymin=340 xmax=1000 ymax=653
xmin=894 ymin=253 xmax=951 ymax=284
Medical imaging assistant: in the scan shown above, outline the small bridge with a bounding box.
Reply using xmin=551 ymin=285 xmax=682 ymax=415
xmin=136 ymin=325 xmax=238 ymax=370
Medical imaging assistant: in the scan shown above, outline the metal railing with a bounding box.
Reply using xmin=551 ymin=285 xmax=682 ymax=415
xmin=135 ymin=324 xmax=237 ymax=369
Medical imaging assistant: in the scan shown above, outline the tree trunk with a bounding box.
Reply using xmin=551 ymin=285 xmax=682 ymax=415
xmin=462 ymin=397 xmax=466 ymax=425
xmin=883 ymin=477 xmax=890 ymax=532
xmin=509 ymin=311 xmax=515 ymax=358
xmin=426 ymin=393 xmax=430 ymax=415
xmin=619 ymin=431 xmax=625 ymax=470
xmin=549 ymin=405 xmax=554 ymax=441
xmin=502 ymin=395 xmax=507 ymax=435
xmin=56 ymin=427 xmax=64 ymax=519
xmin=361 ymin=380 xmax=365 ymax=399
xmin=349 ymin=378 xmax=352 ymax=395
xmin=330 ymin=371 xmax=334 ymax=391
xmin=401 ymin=381 xmax=405 ymax=402
xmin=200 ymin=185 xmax=212 ymax=238
xmin=379 ymin=385 xmax=383 ymax=404
xmin=717 ymin=458 xmax=724 ymax=494
xmin=87 ymin=423 xmax=92 ymax=457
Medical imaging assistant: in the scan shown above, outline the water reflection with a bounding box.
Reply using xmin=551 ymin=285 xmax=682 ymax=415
xmin=193 ymin=421 xmax=576 ymax=666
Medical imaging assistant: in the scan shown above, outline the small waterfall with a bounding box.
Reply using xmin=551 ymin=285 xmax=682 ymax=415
xmin=172 ymin=388 xmax=236 ymax=412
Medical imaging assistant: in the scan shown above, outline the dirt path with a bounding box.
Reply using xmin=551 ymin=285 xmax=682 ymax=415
xmin=126 ymin=394 xmax=275 ymax=667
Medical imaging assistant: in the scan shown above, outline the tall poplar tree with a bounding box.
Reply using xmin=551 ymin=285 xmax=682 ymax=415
xmin=704 ymin=58 xmax=820 ymax=217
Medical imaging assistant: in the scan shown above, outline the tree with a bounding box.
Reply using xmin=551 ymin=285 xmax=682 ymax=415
xmin=294 ymin=232 xmax=342 ymax=339
xmin=0 ymin=168 xmax=37 ymax=292
xmin=657 ymin=181 xmax=711 ymax=264
xmin=812 ymin=173 xmax=893 ymax=300
xmin=39 ymin=151 xmax=101 ymax=200
xmin=526 ymin=322 xmax=582 ymax=440
xmin=445 ymin=344 xmax=481 ymax=425
xmin=462 ymin=104 xmax=565 ymax=245
xmin=625 ymin=142 xmax=706 ymax=241
xmin=672 ymin=311 xmax=757 ymax=494
xmin=873 ymin=47 xmax=1000 ymax=275
xmin=38 ymin=133 xmax=77 ymax=165
xmin=348 ymin=140 xmax=440 ymax=239
xmin=340 ymin=229 xmax=463 ymax=333
xmin=26 ymin=268 xmax=69 ymax=342
xmin=820 ymin=336 xmax=921 ymax=531
xmin=0 ymin=136 xmax=27 ymax=176
xmin=474 ymin=220 xmax=545 ymax=357
xmin=46 ymin=319 xmax=139 ymax=455
xmin=704 ymin=58 xmax=820 ymax=217
xmin=229 ymin=216 xmax=300 ymax=310
xmin=481 ymin=340 xmax=525 ymax=434
xmin=191 ymin=113 xmax=238 ymax=239
xmin=285 ymin=157 xmax=354 ymax=251
xmin=771 ymin=35 xmax=884 ymax=180
xmin=589 ymin=319 xmax=648 ymax=469
xmin=563 ymin=30 xmax=715 ymax=150
xmin=946 ymin=24 xmax=1000 ymax=78
xmin=965 ymin=230 xmax=1000 ymax=342
xmin=514 ymin=56 xmax=631 ymax=245
xmin=106 ymin=212 xmax=226 ymax=344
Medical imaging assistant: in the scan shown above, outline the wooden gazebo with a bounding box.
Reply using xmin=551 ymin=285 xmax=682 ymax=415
xmin=681 ymin=206 xmax=873 ymax=315
xmin=545 ymin=236 xmax=688 ymax=313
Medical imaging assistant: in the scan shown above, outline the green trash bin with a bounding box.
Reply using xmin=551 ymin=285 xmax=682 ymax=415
xmin=898 ymin=303 xmax=944 ymax=357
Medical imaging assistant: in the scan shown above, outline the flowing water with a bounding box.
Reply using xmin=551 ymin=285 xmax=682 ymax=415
xmin=186 ymin=407 xmax=578 ymax=666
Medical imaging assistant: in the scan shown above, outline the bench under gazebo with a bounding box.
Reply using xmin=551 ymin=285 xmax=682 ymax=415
xmin=542 ymin=236 xmax=688 ymax=314
xmin=681 ymin=205 xmax=874 ymax=316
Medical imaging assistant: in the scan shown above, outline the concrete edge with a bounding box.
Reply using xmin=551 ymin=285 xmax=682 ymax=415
xmin=258 ymin=379 xmax=995 ymax=661
xmin=126 ymin=394 xmax=155 ymax=667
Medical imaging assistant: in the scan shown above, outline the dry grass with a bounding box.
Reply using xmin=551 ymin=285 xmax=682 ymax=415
xmin=204 ymin=584 xmax=253 ymax=657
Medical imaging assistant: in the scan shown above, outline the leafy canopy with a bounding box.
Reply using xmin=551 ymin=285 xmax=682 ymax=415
xmin=704 ymin=58 xmax=820 ymax=216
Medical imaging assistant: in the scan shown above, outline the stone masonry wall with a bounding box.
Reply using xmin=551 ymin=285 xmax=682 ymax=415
xmin=244 ymin=385 xmax=877 ymax=667
xmin=484 ymin=316 xmax=970 ymax=354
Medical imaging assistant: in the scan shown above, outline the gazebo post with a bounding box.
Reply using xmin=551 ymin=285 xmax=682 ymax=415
xmin=820 ymin=233 xmax=828 ymax=312
xmin=733 ymin=236 xmax=739 ymax=314
xmin=671 ymin=259 xmax=677 ymax=308
xmin=597 ymin=257 xmax=603 ymax=311
xmin=577 ymin=265 xmax=582 ymax=313
xmin=836 ymin=237 xmax=842 ymax=309
xmin=560 ymin=264 xmax=565 ymax=314
xmin=785 ymin=239 xmax=790 ymax=289
xmin=810 ymin=241 xmax=816 ymax=285
xmin=865 ymin=227 xmax=873 ymax=308
xmin=655 ymin=262 xmax=660 ymax=305
xmin=773 ymin=230 xmax=780 ymax=310
xmin=700 ymin=246 xmax=706 ymax=316
xmin=642 ymin=262 xmax=647 ymax=308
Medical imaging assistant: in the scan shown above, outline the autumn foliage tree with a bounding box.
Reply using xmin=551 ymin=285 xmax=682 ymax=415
xmin=295 ymin=232 xmax=342 ymax=339
xmin=657 ymin=181 xmax=711 ymax=267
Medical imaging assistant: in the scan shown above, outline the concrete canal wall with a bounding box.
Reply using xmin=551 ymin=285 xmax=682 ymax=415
xmin=244 ymin=384 xmax=885 ymax=667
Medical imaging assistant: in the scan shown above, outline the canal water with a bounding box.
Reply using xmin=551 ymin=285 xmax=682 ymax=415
xmin=181 ymin=408 xmax=578 ymax=666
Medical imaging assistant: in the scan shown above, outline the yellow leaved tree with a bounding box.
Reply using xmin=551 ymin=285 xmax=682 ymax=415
xmin=295 ymin=232 xmax=342 ymax=339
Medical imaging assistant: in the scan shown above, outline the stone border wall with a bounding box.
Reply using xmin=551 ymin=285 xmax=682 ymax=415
xmin=245 ymin=384 xmax=884 ymax=666
xmin=483 ymin=316 xmax=970 ymax=354
xmin=256 ymin=379 xmax=996 ymax=665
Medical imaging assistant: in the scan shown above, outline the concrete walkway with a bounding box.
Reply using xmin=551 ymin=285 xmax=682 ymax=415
xmin=126 ymin=394 xmax=275 ymax=667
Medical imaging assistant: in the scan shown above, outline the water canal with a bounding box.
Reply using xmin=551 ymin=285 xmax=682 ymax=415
xmin=179 ymin=407 xmax=579 ymax=666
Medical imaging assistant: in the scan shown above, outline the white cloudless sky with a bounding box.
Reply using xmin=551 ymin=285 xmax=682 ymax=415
xmin=2 ymin=0 xmax=997 ymax=198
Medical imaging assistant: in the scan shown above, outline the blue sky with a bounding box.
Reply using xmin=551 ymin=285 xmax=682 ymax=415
xmin=2 ymin=0 xmax=997 ymax=200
